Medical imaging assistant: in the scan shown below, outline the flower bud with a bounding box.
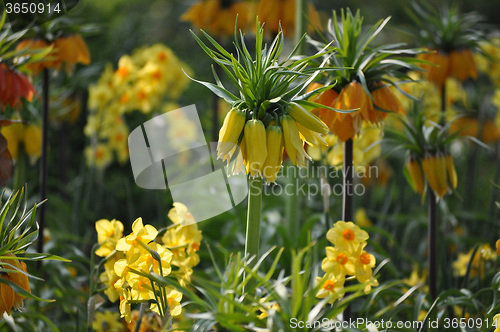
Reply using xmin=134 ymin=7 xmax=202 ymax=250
xmin=244 ymin=119 xmax=267 ymax=177
xmin=405 ymin=156 xmax=425 ymax=195
xmin=281 ymin=115 xmax=310 ymax=167
xmin=445 ymin=153 xmax=457 ymax=190
xmin=287 ymin=102 xmax=329 ymax=135
xmin=217 ymin=108 xmax=246 ymax=162
xmin=262 ymin=125 xmax=283 ymax=184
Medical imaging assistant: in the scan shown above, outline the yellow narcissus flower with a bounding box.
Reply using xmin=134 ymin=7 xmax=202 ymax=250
xmin=84 ymin=144 xmax=112 ymax=169
xmin=95 ymin=219 xmax=124 ymax=257
xmin=165 ymin=287 xmax=183 ymax=317
xmin=119 ymin=292 xmax=132 ymax=323
xmin=100 ymin=257 xmax=122 ymax=302
xmin=315 ymin=274 xmax=346 ymax=304
xmin=326 ymin=221 xmax=369 ymax=253
xmin=321 ymin=246 xmax=355 ymax=277
xmin=0 ymin=254 xmax=31 ymax=316
xmin=129 ymin=274 xmax=155 ymax=301
xmin=244 ymin=119 xmax=267 ymax=177
xmin=262 ymin=124 xmax=283 ymax=184
xmin=452 ymin=244 xmax=496 ymax=279
xmin=150 ymin=287 xmax=183 ymax=317
xmin=92 ymin=311 xmax=123 ymax=332
xmin=217 ymin=108 xmax=246 ymax=162
xmin=115 ymin=218 xmax=158 ymax=254
xmin=257 ymin=298 xmax=281 ymax=320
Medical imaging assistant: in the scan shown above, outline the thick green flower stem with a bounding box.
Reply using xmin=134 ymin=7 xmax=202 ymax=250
xmin=245 ymin=175 xmax=263 ymax=290
xmin=37 ymin=68 xmax=50 ymax=269
xmin=286 ymin=167 xmax=299 ymax=244
xmin=295 ymin=0 xmax=308 ymax=55
xmin=342 ymin=138 xmax=354 ymax=321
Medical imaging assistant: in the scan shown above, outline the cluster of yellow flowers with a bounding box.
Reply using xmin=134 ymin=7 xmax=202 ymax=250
xmin=94 ymin=203 xmax=201 ymax=323
xmin=0 ymin=122 xmax=42 ymax=163
xmin=452 ymin=242 xmax=498 ymax=279
xmin=475 ymin=38 xmax=500 ymax=87
xmin=405 ymin=152 xmax=457 ymax=199
xmin=317 ymin=221 xmax=378 ymax=303
xmin=308 ymin=124 xmax=382 ymax=170
xmin=217 ymin=104 xmax=329 ymax=184
xmin=85 ymin=44 xmax=191 ymax=169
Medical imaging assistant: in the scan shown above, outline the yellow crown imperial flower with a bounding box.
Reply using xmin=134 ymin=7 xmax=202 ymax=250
xmin=405 ymin=156 xmax=425 ymax=195
xmin=445 ymin=153 xmax=457 ymax=189
xmin=262 ymin=124 xmax=284 ymax=184
xmin=281 ymin=115 xmax=310 ymax=167
xmin=287 ymin=102 xmax=329 ymax=135
xmin=217 ymin=108 xmax=246 ymax=162
xmin=244 ymin=119 xmax=267 ymax=177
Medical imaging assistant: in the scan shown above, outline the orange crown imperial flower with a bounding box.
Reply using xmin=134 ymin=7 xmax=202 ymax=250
xmin=0 ymin=64 xmax=36 ymax=109
xmin=0 ymin=254 xmax=32 ymax=316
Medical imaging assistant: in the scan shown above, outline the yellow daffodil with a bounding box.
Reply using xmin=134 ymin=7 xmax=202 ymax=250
xmin=315 ymin=274 xmax=346 ymax=304
xmin=321 ymin=246 xmax=355 ymax=277
xmin=326 ymin=221 xmax=369 ymax=253
xmin=85 ymin=144 xmax=112 ymax=169
xmin=115 ymin=218 xmax=158 ymax=253
xmin=95 ymin=219 xmax=124 ymax=257
xmin=257 ymin=298 xmax=281 ymax=320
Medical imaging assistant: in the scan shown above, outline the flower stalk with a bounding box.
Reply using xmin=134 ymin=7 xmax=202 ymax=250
xmin=245 ymin=176 xmax=263 ymax=269
xmin=37 ymin=68 xmax=50 ymax=268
